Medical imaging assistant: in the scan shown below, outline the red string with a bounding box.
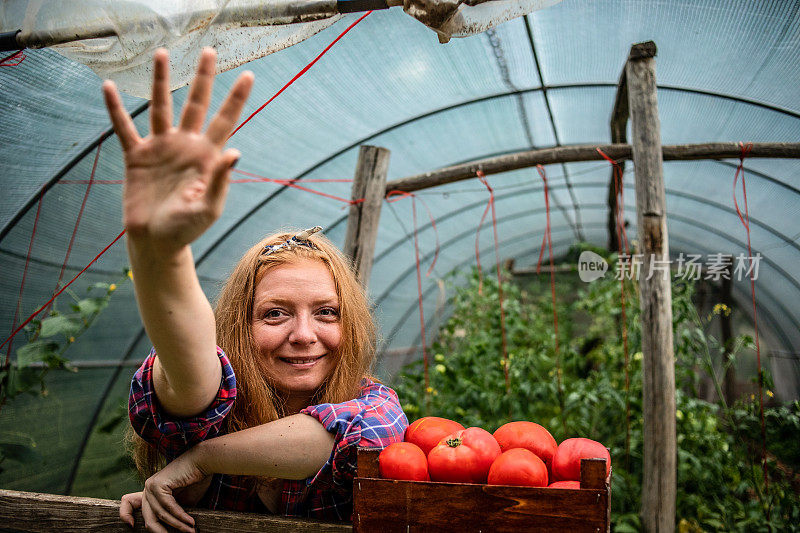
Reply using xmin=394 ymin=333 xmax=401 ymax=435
xmin=534 ymin=165 xmax=565 ymax=431
xmin=411 ymin=197 xmax=429 ymax=407
xmin=0 ymin=50 xmax=25 ymax=67
xmin=476 ymin=171 xmax=510 ymax=393
xmin=48 ymin=144 xmax=102 ymax=314
xmin=474 ymin=183 xmax=493 ymax=295
xmin=0 ymin=230 xmax=127 ymax=354
xmin=732 ymin=142 xmax=768 ymax=490
xmin=598 ymin=148 xmax=632 ymax=468
xmin=385 ymin=191 xmax=440 ymax=277
xmin=59 ymin=176 xmax=352 ymax=185
xmin=228 ymin=11 xmax=372 ymax=140
xmin=4 ymin=191 xmax=44 ymax=368
xmin=231 ymin=169 xmax=359 ymax=204
xmin=385 ymin=190 xmax=443 ymax=410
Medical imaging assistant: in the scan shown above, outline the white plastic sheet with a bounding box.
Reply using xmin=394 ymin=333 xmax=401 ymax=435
xmin=403 ymin=0 xmax=562 ymax=42
xmin=0 ymin=0 xmax=563 ymax=97
xmin=1 ymin=0 xmax=340 ymax=98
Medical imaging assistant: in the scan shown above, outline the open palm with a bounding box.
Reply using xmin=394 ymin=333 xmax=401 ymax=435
xmin=103 ymin=48 xmax=254 ymax=251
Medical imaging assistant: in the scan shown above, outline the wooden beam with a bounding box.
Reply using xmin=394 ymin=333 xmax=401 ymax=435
xmin=626 ymin=41 xmax=676 ymax=532
xmin=510 ymin=264 xmax=577 ymax=275
xmin=0 ymin=489 xmax=351 ymax=532
xmin=384 ymin=142 xmax=800 ymax=194
xmin=343 ymin=145 xmax=390 ymax=288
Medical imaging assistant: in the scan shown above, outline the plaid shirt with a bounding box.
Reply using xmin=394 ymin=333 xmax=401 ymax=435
xmin=129 ymin=347 xmax=408 ymax=521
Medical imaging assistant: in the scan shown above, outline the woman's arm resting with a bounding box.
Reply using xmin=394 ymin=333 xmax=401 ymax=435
xmin=130 ymin=414 xmax=334 ymax=532
xmin=193 ymin=413 xmax=336 ymax=479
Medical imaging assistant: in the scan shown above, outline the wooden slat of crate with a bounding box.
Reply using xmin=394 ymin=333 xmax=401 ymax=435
xmin=353 ymin=448 xmax=610 ymax=533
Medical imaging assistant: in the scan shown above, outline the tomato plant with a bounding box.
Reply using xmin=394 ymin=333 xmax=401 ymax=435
xmin=487 ymin=448 xmax=548 ymax=487
xmin=404 ymin=416 xmax=464 ymax=456
xmin=378 ymin=442 xmax=429 ymax=481
xmin=552 ymin=437 xmax=611 ymax=481
xmin=428 ymin=427 xmax=500 ymax=483
xmin=493 ymin=421 xmax=557 ymax=471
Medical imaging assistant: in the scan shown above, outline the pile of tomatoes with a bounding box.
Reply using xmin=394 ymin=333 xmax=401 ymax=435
xmin=378 ymin=417 xmax=611 ymax=488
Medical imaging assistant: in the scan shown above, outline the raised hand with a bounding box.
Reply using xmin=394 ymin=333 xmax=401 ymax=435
xmin=103 ymin=48 xmax=254 ymax=253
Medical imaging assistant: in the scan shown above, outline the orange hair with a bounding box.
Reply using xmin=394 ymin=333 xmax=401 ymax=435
xmin=132 ymin=231 xmax=377 ymax=479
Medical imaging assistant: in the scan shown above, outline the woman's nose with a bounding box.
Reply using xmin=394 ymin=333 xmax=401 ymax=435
xmin=288 ymin=314 xmax=317 ymax=344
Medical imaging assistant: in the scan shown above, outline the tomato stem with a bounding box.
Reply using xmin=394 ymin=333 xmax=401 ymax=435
xmin=445 ymin=437 xmax=462 ymax=447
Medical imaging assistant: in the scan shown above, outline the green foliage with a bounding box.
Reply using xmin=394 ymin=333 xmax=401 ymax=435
xmin=0 ymin=270 xmax=129 ymax=473
xmin=393 ymin=249 xmax=800 ymax=532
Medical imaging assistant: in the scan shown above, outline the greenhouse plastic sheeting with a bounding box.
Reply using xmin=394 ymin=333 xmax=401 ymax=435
xmin=0 ymin=0 xmax=799 ymax=498
xmin=1 ymin=0 xmax=339 ymax=98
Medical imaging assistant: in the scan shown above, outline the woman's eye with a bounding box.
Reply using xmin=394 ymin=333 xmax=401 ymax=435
xmin=264 ymin=309 xmax=284 ymax=319
xmin=318 ymin=307 xmax=339 ymax=317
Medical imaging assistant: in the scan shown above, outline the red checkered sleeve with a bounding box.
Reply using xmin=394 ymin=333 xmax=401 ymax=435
xmin=299 ymin=380 xmax=408 ymax=498
xmin=128 ymin=347 xmax=237 ymax=460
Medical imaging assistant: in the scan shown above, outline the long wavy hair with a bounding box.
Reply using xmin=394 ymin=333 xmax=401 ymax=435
xmin=131 ymin=231 xmax=377 ymax=479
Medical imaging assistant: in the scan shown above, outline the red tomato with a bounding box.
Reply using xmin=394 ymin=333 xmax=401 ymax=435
xmin=547 ymin=480 xmax=581 ymax=489
xmin=378 ymin=442 xmax=429 ymax=481
xmin=493 ymin=421 xmax=558 ymax=469
xmin=428 ymin=427 xmax=501 ymax=483
xmin=552 ymin=438 xmax=611 ymax=481
xmin=487 ymin=448 xmax=548 ymax=487
xmin=404 ymin=416 xmax=465 ymax=456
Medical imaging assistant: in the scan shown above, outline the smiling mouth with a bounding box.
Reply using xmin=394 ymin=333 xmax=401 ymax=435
xmin=279 ymin=355 xmax=326 ymax=367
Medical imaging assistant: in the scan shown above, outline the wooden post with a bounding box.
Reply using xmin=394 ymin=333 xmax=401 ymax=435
xmin=343 ymin=145 xmax=390 ymax=288
xmin=607 ymin=63 xmax=629 ymax=251
xmin=626 ymin=41 xmax=677 ymax=533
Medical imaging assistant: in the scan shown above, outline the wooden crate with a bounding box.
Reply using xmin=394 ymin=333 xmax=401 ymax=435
xmin=353 ymin=448 xmax=610 ymax=533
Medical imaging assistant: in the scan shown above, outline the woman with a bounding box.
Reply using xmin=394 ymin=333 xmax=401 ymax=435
xmin=104 ymin=48 xmax=407 ymax=532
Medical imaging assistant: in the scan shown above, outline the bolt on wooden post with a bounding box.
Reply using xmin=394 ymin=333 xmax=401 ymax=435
xmin=343 ymin=145 xmax=390 ymax=288
xmin=626 ymin=41 xmax=677 ymax=533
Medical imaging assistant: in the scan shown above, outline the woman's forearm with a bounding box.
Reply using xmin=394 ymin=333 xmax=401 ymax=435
xmin=128 ymin=239 xmax=221 ymax=417
xmin=191 ymin=414 xmax=336 ymax=480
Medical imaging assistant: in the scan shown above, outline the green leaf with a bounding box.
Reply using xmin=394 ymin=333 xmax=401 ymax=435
xmin=76 ymin=297 xmax=107 ymax=319
xmin=89 ymin=282 xmax=110 ymax=292
xmin=16 ymin=340 xmax=59 ymax=367
xmin=39 ymin=315 xmax=82 ymax=339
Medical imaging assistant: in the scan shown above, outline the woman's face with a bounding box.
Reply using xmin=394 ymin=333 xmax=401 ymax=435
xmin=251 ymin=258 xmax=341 ymax=408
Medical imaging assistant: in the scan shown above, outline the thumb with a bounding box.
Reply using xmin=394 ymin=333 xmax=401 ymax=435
xmin=207 ymin=149 xmax=239 ymax=210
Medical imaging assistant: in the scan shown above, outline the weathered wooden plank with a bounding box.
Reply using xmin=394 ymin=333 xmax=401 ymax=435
xmin=384 ymin=142 xmax=800 ymax=194
xmin=343 ymin=145 xmax=390 ymax=288
xmin=0 ymin=489 xmax=351 ymax=533
xmin=353 ymin=478 xmax=608 ymax=533
xmin=353 ymin=449 xmax=609 ymax=533
xmin=626 ymin=41 xmax=677 ymax=533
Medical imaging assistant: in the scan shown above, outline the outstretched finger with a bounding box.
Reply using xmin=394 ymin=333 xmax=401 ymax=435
xmin=102 ymin=80 xmax=141 ymax=151
xmin=179 ymin=48 xmax=217 ymax=133
xmin=206 ymin=149 xmax=239 ymax=212
xmin=206 ymin=71 xmax=255 ymax=146
xmin=141 ymin=497 xmax=169 ymax=533
xmin=146 ymin=490 xmax=194 ymax=533
xmin=150 ymin=49 xmax=173 ymax=135
xmin=119 ymin=492 xmax=142 ymax=527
